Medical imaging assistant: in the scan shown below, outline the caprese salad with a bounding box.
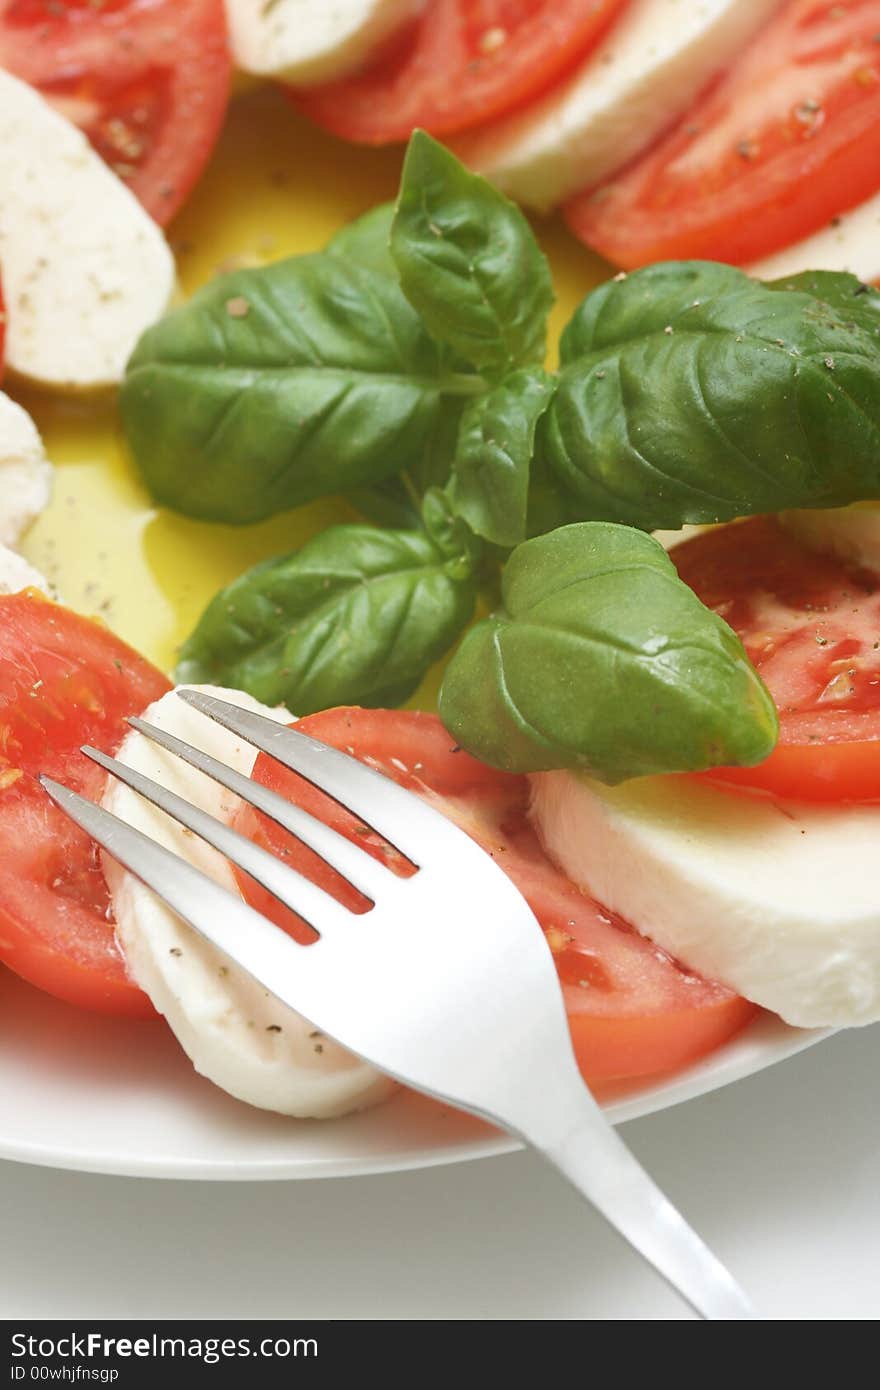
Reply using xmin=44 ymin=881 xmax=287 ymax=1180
xmin=3 ymin=496 xmax=880 ymax=1119
xmin=2 ymin=3 xmax=880 ymax=1126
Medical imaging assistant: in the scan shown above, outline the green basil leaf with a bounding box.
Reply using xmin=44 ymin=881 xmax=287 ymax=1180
xmin=328 ymin=198 xmax=482 ymax=377
xmin=420 ymin=486 xmax=483 ymax=572
xmin=122 ymin=252 xmax=484 ymax=524
xmin=347 ymin=397 xmax=464 ymax=527
xmin=391 ymin=131 xmax=554 ymax=378
xmin=176 ymin=521 xmax=478 ymax=713
xmin=767 ymin=269 xmax=880 ymax=338
xmin=326 ymin=202 xmax=396 ymax=277
xmin=347 ymin=476 xmax=421 ymax=529
xmin=438 ymin=522 xmax=778 ymax=781
xmin=559 ymin=261 xmax=745 ymax=364
xmin=525 ymin=450 xmax=581 ymax=540
xmin=543 ymin=262 xmax=880 ymax=531
xmin=447 ymin=367 xmax=555 ymax=548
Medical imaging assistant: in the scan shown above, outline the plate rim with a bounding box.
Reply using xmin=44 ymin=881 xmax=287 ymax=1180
xmin=0 ymin=1012 xmax=833 ymax=1182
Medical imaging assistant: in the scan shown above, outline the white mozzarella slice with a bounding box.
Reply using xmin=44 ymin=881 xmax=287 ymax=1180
xmin=101 ymin=685 xmax=395 ymax=1119
xmin=651 ymin=524 xmax=709 ymax=552
xmin=0 ymin=70 xmax=174 ymax=390
xmin=530 ymin=769 xmax=880 ymax=1029
xmin=748 ymin=191 xmax=880 ymax=284
xmin=781 ymin=504 xmax=880 ymax=573
xmin=225 ymin=0 xmax=420 ymax=85
xmin=0 ymin=541 xmax=50 ymax=595
xmin=0 ymin=392 xmax=52 ymax=544
xmin=453 ymin=0 xmax=782 ymax=212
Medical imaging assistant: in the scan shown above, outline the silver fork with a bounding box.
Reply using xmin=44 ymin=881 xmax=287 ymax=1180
xmin=41 ymin=687 xmax=756 ymax=1320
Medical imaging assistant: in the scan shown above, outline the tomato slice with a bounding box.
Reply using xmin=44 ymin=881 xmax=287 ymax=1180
xmin=0 ymin=592 xmax=170 ymax=1014
xmin=290 ymin=0 xmax=629 ymax=145
xmin=566 ymin=0 xmax=880 ymax=268
xmin=232 ymin=708 xmax=754 ymax=1085
xmin=673 ymin=517 xmax=880 ymax=801
xmin=0 ymin=0 xmax=231 ymax=225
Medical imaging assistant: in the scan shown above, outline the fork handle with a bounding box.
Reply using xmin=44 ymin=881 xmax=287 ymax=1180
xmin=533 ymin=1090 xmax=758 ymax=1320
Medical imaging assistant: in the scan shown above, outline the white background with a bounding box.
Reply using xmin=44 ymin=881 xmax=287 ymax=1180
xmin=1 ymin=1024 xmax=877 ymax=1320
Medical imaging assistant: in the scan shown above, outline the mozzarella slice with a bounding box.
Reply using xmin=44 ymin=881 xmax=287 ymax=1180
xmin=530 ymin=769 xmax=880 ymax=1029
xmin=781 ymin=504 xmax=880 ymax=573
xmin=0 ymin=70 xmax=174 ymax=390
xmin=0 ymin=392 xmax=52 ymax=545
xmin=453 ymin=0 xmax=782 ymax=212
xmin=748 ymin=191 xmax=880 ymax=284
xmin=225 ymin=0 xmax=420 ymax=85
xmin=0 ymin=540 xmax=50 ymax=595
xmin=652 ymin=524 xmax=709 ymax=552
xmin=101 ymin=685 xmax=395 ymax=1119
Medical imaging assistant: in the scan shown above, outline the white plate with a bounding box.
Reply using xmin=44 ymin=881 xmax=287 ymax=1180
xmin=0 ymin=967 xmax=831 ymax=1180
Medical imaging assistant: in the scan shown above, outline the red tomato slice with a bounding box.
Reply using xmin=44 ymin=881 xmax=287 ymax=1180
xmin=566 ymin=0 xmax=880 ymax=268
xmin=0 ymin=592 xmax=170 ymax=1015
xmin=0 ymin=0 xmax=230 ymax=225
xmin=290 ymin=0 xmax=629 ymax=146
xmin=673 ymin=517 xmax=880 ymax=801
xmin=232 ymin=708 xmax=754 ymax=1085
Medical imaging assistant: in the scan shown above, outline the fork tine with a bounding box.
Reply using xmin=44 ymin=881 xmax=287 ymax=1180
xmin=127 ymin=715 xmax=394 ymax=903
xmin=38 ymin=775 xmax=329 ymax=998
xmin=176 ymin=689 xmax=468 ymax=861
xmin=81 ymin=746 xmax=356 ymax=938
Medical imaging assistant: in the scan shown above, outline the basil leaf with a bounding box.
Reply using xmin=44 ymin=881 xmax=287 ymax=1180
xmin=348 ymin=397 xmax=464 ymax=527
xmin=525 ymin=450 xmax=581 ymax=540
xmin=439 ymin=522 xmax=778 ymax=781
xmin=176 ymin=518 xmax=479 ymax=714
xmin=327 ymin=197 xmax=481 ymax=378
xmin=767 ymin=269 xmax=880 ymax=338
xmin=559 ymin=261 xmax=745 ymax=364
xmin=326 ymin=202 xmax=396 ymax=277
xmin=347 ymin=476 xmax=421 ymax=529
xmin=328 ymin=202 xmax=470 ymax=526
xmin=543 ymin=262 xmax=880 ymax=531
xmin=420 ymin=485 xmax=483 ymax=571
xmin=391 ymin=131 xmax=554 ymax=378
xmin=121 ymin=252 xmax=484 ymax=524
xmin=447 ymin=367 xmax=555 ymax=548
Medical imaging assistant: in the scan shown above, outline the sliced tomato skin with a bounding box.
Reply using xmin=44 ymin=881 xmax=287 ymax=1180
xmin=699 ymin=740 xmax=880 ymax=803
xmin=0 ymin=592 xmax=170 ymax=1015
xmin=568 ymin=1001 xmax=756 ymax=1086
xmin=234 ymin=708 xmax=754 ymax=1085
xmin=0 ymin=0 xmax=231 ymax=224
xmin=0 ymin=799 xmax=150 ymax=1017
xmin=566 ymin=0 xmax=880 ymax=268
xmin=290 ymin=0 xmax=628 ymax=145
xmin=673 ymin=517 xmax=880 ymax=802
